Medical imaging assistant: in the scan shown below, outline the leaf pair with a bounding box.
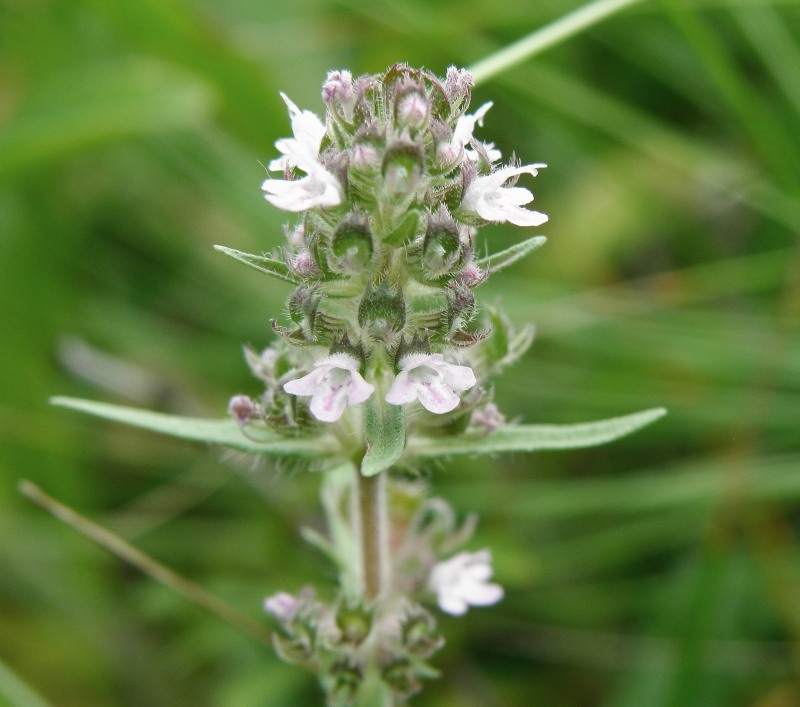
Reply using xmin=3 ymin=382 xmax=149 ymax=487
xmin=52 ymin=396 xmax=666 ymax=474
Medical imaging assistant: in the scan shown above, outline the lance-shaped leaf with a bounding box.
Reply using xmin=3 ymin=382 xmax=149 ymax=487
xmin=476 ymin=235 xmax=547 ymax=273
xmin=406 ymin=407 xmax=666 ymax=458
xmin=214 ymin=244 xmax=300 ymax=284
xmin=361 ymin=397 xmax=406 ymax=477
xmin=51 ymin=397 xmax=338 ymax=457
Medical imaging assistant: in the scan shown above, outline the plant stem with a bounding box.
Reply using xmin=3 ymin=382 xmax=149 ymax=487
xmin=18 ymin=479 xmax=272 ymax=645
xmin=356 ymin=469 xmax=387 ymax=601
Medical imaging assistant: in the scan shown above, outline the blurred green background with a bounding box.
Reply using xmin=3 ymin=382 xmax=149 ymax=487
xmin=2 ymin=0 xmax=799 ymax=705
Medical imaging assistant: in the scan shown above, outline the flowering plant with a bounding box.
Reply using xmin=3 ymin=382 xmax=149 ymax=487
xmin=53 ymin=64 xmax=664 ymax=704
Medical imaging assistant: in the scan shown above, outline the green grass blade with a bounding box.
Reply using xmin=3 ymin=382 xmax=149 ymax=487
xmin=469 ymin=0 xmax=647 ymax=84
xmin=0 ymin=655 xmax=53 ymax=707
xmin=18 ymin=480 xmax=272 ymax=647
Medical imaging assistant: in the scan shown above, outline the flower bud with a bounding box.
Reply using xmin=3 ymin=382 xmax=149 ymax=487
xmin=289 ymin=249 xmax=321 ymax=279
xmin=470 ymin=402 xmax=506 ymax=434
xmin=444 ymin=66 xmax=474 ymax=119
xmin=327 ymin=213 xmax=373 ymax=275
xmin=264 ymin=592 xmax=299 ymax=622
xmin=431 ymin=120 xmax=462 ymax=173
xmin=228 ymin=394 xmax=255 ymax=425
xmin=350 ymin=139 xmax=381 ymax=174
xmin=457 ymin=261 xmax=488 ymax=288
xmin=395 ymin=88 xmax=430 ymax=131
xmin=322 ymin=69 xmax=356 ymax=121
xmin=382 ymin=139 xmax=424 ymax=198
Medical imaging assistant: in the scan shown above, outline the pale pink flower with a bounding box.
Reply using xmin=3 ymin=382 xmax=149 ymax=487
xmin=462 ymin=163 xmax=548 ymax=227
xmin=429 ymin=550 xmax=504 ymax=616
xmin=263 ymin=592 xmax=298 ymax=622
xmin=283 ymin=353 xmax=374 ymax=422
xmin=385 ymin=353 xmax=476 ymax=414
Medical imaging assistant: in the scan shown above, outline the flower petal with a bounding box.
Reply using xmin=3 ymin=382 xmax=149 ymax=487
xmin=416 ymin=378 xmax=461 ymax=414
xmin=385 ymin=371 xmax=417 ymax=405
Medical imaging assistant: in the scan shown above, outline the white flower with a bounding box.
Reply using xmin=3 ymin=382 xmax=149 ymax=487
xmin=262 ymin=166 xmax=343 ymax=212
xmin=263 ymin=93 xmax=343 ymax=212
xmin=453 ymin=102 xmax=502 ymax=163
xmin=429 ymin=550 xmax=504 ymax=616
xmin=269 ymin=93 xmax=327 ymax=172
xmin=462 ymin=163 xmax=548 ymax=227
xmin=437 ymin=102 xmax=501 ymax=168
xmin=283 ymin=353 xmax=374 ymax=422
xmin=385 ymin=353 xmax=476 ymax=414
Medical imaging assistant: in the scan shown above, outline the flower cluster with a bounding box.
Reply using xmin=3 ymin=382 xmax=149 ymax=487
xmin=263 ymin=489 xmax=499 ymax=702
xmin=225 ymin=65 xmax=547 ymax=702
xmin=232 ymin=64 xmax=547 ymax=431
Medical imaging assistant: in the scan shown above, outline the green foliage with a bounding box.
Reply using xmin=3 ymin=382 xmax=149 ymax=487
xmin=409 ymin=407 xmax=666 ymax=458
xmin=475 ymin=234 xmax=548 ymax=273
xmin=361 ymin=397 xmax=406 ymax=477
xmin=50 ymin=397 xmax=337 ymax=457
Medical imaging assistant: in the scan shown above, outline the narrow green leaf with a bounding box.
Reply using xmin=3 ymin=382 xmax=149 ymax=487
xmin=468 ymin=0 xmax=647 ymax=85
xmin=477 ymin=235 xmax=547 ymax=273
xmin=214 ymin=244 xmax=300 ymax=284
xmin=51 ymin=397 xmax=337 ymax=457
xmin=407 ymin=407 xmax=666 ymax=458
xmin=361 ymin=398 xmax=406 ymax=477
xmin=0 ymin=654 xmax=53 ymax=707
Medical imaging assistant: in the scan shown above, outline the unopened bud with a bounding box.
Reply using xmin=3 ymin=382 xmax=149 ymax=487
xmin=264 ymin=591 xmax=299 ymax=622
xmin=290 ymin=249 xmax=321 ymax=278
xmin=470 ymin=402 xmax=506 ymax=434
xmin=396 ymin=91 xmax=430 ymax=131
xmin=228 ymin=394 xmax=255 ymax=425
xmin=458 ymin=261 xmax=488 ymax=288
xmin=382 ymin=140 xmax=424 ymax=198
xmin=322 ymin=69 xmax=355 ymax=108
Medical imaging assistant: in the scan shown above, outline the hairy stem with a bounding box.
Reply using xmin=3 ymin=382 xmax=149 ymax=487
xmin=355 ymin=469 xmax=387 ymax=601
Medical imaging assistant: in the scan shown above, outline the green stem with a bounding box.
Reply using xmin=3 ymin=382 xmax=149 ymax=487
xmin=356 ymin=468 xmax=387 ymax=601
xmin=468 ymin=0 xmax=646 ymax=85
xmin=18 ymin=479 xmax=272 ymax=645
